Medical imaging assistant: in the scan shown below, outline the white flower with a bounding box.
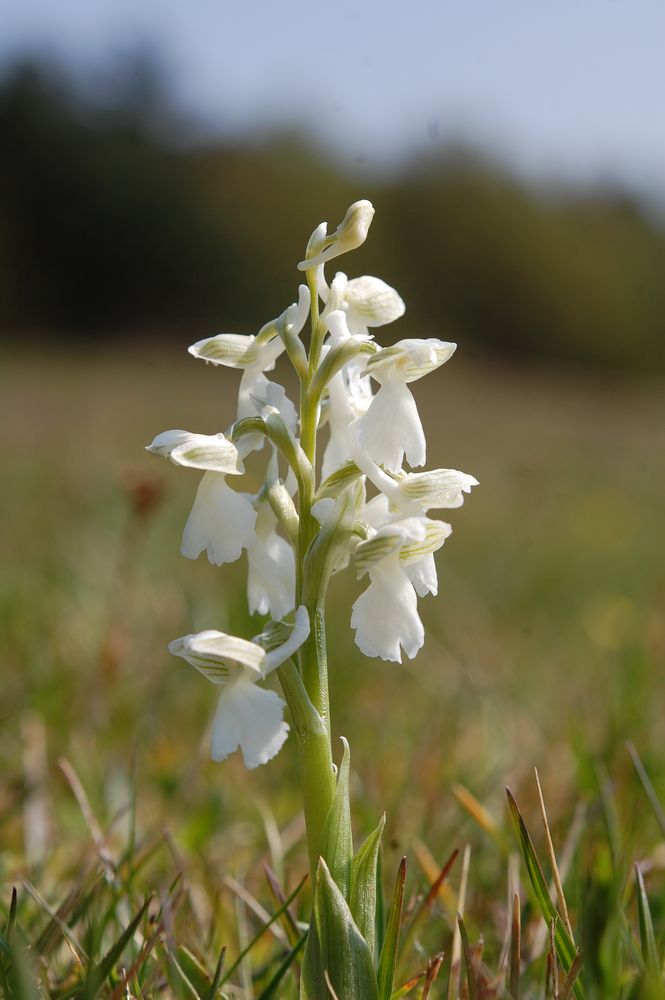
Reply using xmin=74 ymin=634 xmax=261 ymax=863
xmin=351 ymin=550 xmax=424 ymax=662
xmin=358 ymin=339 xmax=457 ymax=472
xmin=169 ymin=606 xmax=310 ymax=767
xmin=320 ymin=271 xmax=405 ymax=336
xmin=350 ymin=511 xmax=452 ymax=660
xmin=351 ymin=447 xmax=479 ymax=517
xmin=146 ymin=429 xmax=258 ymax=566
xmin=182 ymin=471 xmax=258 ymax=566
xmin=246 ymin=502 xmax=295 ymax=618
xmin=146 ymin=430 xmax=257 ymax=565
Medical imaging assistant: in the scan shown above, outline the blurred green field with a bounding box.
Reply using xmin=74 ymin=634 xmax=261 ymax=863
xmin=1 ymin=345 xmax=664 ymax=995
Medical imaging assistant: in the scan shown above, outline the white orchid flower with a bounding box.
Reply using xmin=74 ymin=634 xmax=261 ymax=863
xmin=320 ymin=270 xmax=405 ymax=336
xmin=358 ymin=338 xmax=457 ymax=472
xmin=350 ymin=519 xmax=426 ymax=663
xmin=146 ymin=430 xmax=257 ymax=565
xmin=169 ymin=606 xmax=310 ymax=768
xmin=246 ymin=500 xmax=295 ymax=619
xmin=351 ymin=440 xmax=479 ymax=517
xmin=350 ymin=512 xmax=449 ymax=661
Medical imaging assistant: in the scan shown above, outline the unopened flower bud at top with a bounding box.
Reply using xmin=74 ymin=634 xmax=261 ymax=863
xmin=298 ymin=200 xmax=375 ymax=271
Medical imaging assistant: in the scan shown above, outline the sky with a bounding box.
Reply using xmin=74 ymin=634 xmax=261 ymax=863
xmin=2 ymin=0 xmax=665 ymax=193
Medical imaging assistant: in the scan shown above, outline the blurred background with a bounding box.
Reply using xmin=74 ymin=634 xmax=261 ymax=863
xmin=1 ymin=0 xmax=665 ymax=976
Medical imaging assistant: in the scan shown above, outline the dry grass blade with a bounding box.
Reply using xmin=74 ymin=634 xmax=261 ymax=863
xmin=558 ymin=954 xmax=583 ymax=1000
xmin=264 ymin=864 xmax=302 ymax=950
xmin=220 ymin=874 xmax=306 ymax=987
xmin=412 ymin=839 xmax=457 ymax=918
xmin=224 ymin=875 xmax=288 ymax=947
xmin=421 ymin=952 xmax=445 ymax=999
xmin=534 ymin=768 xmax=574 ymax=944
xmin=401 ymin=849 xmax=459 ymax=956
xmin=107 ymin=921 xmax=163 ymax=1000
xmin=23 ymin=880 xmax=88 ymax=964
xmin=509 ymin=892 xmax=521 ymax=999
xmin=548 ymin=919 xmax=560 ymax=998
xmin=452 ymin=785 xmax=505 ymax=849
xmin=457 ymin=915 xmax=477 ymax=1000
xmin=447 ymin=844 xmax=471 ymax=1000
xmin=58 ymin=757 xmax=116 ymax=877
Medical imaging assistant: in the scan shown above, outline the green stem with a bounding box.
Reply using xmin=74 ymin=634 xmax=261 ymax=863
xmin=288 ymin=265 xmax=336 ymax=881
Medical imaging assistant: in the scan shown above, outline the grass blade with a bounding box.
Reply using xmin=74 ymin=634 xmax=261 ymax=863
xmin=635 ymin=864 xmax=661 ymax=981
xmin=377 ymin=857 xmax=407 ymax=1000
xmin=457 ymin=916 xmax=477 ymax=1000
xmin=220 ymin=874 xmax=306 ymax=986
xmin=627 ymin=742 xmax=665 ymax=839
xmin=506 ymin=789 xmax=584 ymax=1000
xmin=509 ymin=891 xmax=521 ymax=999
xmin=257 ymin=934 xmax=307 ymax=999
xmin=83 ymin=895 xmax=151 ymax=997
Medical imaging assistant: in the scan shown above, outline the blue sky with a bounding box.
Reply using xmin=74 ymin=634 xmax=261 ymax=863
xmin=3 ymin=0 xmax=664 ymax=192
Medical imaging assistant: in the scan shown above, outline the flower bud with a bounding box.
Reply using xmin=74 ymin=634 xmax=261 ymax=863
xmin=297 ymin=200 xmax=375 ymax=270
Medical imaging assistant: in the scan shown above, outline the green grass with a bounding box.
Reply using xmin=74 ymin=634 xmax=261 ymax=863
xmin=1 ymin=345 xmax=664 ymax=996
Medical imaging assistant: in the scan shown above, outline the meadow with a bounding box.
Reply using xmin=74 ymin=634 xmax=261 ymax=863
xmin=1 ymin=343 xmax=664 ymax=997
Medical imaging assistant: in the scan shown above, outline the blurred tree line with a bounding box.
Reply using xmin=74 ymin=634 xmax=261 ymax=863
xmin=1 ymin=57 xmax=664 ymax=371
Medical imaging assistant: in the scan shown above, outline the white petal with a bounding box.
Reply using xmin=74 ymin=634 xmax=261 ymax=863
xmin=351 ymin=556 xmax=424 ymax=662
xmin=210 ymin=675 xmax=289 ymax=768
xmin=146 ymin=429 xmax=195 ymax=457
xmin=238 ymin=371 xmax=297 ymax=434
xmin=404 ymin=552 xmax=438 ymax=597
xmin=188 ymin=333 xmax=258 ymax=368
xmin=181 ymin=472 xmax=257 ymax=565
xmin=396 ymin=468 xmax=479 ymax=510
xmin=365 ymin=338 xmax=456 ymax=384
xmin=247 ymin=508 xmax=295 ymax=619
xmin=345 ymin=276 xmax=405 ymax=332
xmin=358 ymin=375 xmax=425 ymax=471
xmin=147 ymin=430 xmax=242 ymax=473
xmin=168 ymin=630 xmax=265 ymax=681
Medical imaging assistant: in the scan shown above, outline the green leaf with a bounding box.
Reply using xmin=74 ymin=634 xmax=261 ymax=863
xmin=176 ymin=947 xmax=213 ymax=998
xmin=506 ymin=789 xmax=585 ymax=1000
xmin=301 ymin=859 xmax=379 ymax=1000
xmin=318 ymin=738 xmax=353 ymax=900
xmin=377 ymin=857 xmax=406 ymax=1000
xmin=318 ymin=859 xmax=379 ymax=999
xmin=635 ymin=864 xmax=662 ymax=984
xmin=350 ymin=814 xmax=385 ymax=963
